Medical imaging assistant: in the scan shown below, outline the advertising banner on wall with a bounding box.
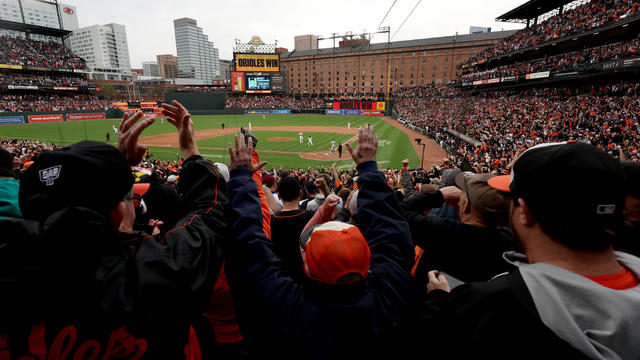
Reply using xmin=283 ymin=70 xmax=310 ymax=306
xmin=66 ymin=113 xmax=106 ymax=121
xmin=28 ymin=114 xmax=63 ymax=123
xmin=245 ymin=110 xmax=272 ymax=115
xmin=0 ymin=116 xmax=24 ymax=124
xmin=8 ymin=85 xmax=38 ymax=90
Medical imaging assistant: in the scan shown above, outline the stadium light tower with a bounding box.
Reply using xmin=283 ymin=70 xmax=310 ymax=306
xmin=415 ymin=138 xmax=425 ymax=169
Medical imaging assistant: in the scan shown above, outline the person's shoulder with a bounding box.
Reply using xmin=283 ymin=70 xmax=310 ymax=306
xmin=447 ymin=270 xmax=525 ymax=311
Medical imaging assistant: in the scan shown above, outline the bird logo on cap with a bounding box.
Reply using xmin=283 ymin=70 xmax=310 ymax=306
xmin=39 ymin=165 xmax=61 ymax=186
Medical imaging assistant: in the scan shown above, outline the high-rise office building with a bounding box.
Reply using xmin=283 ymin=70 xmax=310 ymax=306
xmin=157 ymin=54 xmax=179 ymax=78
xmin=173 ymin=18 xmax=219 ymax=82
xmin=68 ymin=23 xmax=132 ymax=81
xmin=142 ymin=61 xmax=158 ymax=77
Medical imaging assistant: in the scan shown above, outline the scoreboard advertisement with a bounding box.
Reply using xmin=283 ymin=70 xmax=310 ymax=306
xmin=246 ymin=75 xmax=271 ymax=92
xmin=231 ymin=72 xmax=245 ymax=92
xmin=233 ymin=53 xmax=280 ymax=72
xmin=324 ymin=101 xmax=387 ymax=116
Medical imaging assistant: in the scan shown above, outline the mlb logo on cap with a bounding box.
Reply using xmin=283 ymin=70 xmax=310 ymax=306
xmin=39 ymin=165 xmax=61 ymax=186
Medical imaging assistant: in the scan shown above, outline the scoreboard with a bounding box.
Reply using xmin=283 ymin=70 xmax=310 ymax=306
xmin=232 ymin=53 xmax=284 ymax=93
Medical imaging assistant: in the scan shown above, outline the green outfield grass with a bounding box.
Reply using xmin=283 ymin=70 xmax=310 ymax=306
xmin=0 ymin=114 xmax=418 ymax=169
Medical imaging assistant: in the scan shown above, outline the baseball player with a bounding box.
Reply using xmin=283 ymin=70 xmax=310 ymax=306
xmin=299 ymin=131 xmax=304 ymax=144
xmin=307 ymin=136 xmax=313 ymax=147
xmin=330 ymin=139 xmax=336 ymax=154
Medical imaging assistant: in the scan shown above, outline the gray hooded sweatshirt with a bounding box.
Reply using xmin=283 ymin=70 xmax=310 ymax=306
xmin=506 ymin=251 xmax=640 ymax=360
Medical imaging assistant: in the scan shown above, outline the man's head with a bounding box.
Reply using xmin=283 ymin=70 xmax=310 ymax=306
xmin=304 ymin=180 xmax=318 ymax=198
xmin=454 ymin=172 xmax=509 ymax=228
xmin=262 ymin=173 xmax=276 ymax=191
xmin=19 ymin=141 xmax=134 ymax=229
xmin=277 ymin=177 xmax=302 ymax=202
xmin=488 ymin=142 xmax=626 ymax=251
xmin=299 ymin=221 xmax=370 ymax=285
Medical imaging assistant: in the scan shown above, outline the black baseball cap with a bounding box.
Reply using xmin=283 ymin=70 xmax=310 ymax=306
xmin=19 ymin=141 xmax=133 ymax=221
xmin=488 ymin=142 xmax=625 ymax=249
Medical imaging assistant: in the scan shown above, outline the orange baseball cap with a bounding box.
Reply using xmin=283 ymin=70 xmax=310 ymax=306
xmin=299 ymin=221 xmax=370 ymax=285
xmin=133 ymin=183 xmax=150 ymax=207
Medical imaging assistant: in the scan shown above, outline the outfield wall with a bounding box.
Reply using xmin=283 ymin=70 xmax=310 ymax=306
xmin=0 ymin=109 xmax=124 ymax=124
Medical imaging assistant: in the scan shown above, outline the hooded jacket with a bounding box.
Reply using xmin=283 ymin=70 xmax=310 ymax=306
xmin=226 ymin=160 xmax=415 ymax=360
xmin=0 ymin=178 xmax=21 ymax=219
xmin=420 ymin=251 xmax=640 ymax=359
xmin=0 ymin=155 xmax=228 ymax=359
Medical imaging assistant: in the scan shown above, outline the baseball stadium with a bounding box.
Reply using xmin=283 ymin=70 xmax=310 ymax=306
xmin=1 ymin=0 xmax=640 ymax=358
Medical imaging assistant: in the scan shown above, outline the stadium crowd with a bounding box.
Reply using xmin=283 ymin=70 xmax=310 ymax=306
xmin=466 ymin=0 xmax=640 ymax=64
xmin=0 ymin=100 xmax=638 ymax=359
xmin=394 ymin=81 xmax=640 ymax=170
xmin=0 ymin=35 xmax=88 ymax=70
xmin=461 ymin=38 xmax=640 ymax=82
xmin=0 ymin=72 xmax=93 ymax=88
xmin=0 ymin=93 xmax=114 ymax=112
xmin=226 ymin=94 xmax=325 ymax=109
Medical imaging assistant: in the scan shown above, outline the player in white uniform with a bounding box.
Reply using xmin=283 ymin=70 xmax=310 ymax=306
xmin=112 ymin=125 xmax=119 ymax=135
xmin=330 ymin=139 xmax=336 ymax=154
xmin=348 ymin=122 xmax=351 ymax=129
xmin=307 ymin=136 xmax=313 ymax=147
xmin=249 ymin=122 xmax=252 ymax=131
xmin=299 ymin=131 xmax=304 ymax=144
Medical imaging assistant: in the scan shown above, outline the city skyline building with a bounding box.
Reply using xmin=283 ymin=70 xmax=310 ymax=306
xmin=68 ymin=23 xmax=132 ymax=81
xmin=173 ymin=17 xmax=219 ymax=82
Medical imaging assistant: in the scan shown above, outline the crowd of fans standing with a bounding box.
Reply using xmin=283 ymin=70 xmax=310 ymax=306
xmin=466 ymin=0 xmax=640 ymax=64
xmin=393 ymin=81 xmax=640 ymax=170
xmin=0 ymin=35 xmax=88 ymax=70
xmin=0 ymin=100 xmax=638 ymax=359
xmin=225 ymin=94 xmax=325 ymax=109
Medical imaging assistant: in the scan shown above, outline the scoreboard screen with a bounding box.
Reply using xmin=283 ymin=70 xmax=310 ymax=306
xmin=246 ymin=75 xmax=271 ymax=91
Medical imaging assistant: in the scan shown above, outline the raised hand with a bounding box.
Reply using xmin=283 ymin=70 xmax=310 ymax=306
xmin=161 ymin=101 xmax=199 ymax=159
xmin=345 ymin=126 xmax=378 ymax=165
xmin=118 ymin=111 xmax=156 ymax=165
xmin=228 ymin=134 xmax=267 ymax=172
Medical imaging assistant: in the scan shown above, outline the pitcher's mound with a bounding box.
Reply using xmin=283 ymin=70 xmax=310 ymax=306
xmin=266 ymin=137 xmax=294 ymax=142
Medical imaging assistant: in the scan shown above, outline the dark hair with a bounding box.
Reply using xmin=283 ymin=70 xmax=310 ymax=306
xmin=278 ymin=177 xmax=301 ymax=202
xmin=305 ymin=181 xmax=318 ymax=195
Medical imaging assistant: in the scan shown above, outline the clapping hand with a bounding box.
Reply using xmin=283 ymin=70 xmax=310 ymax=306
xmin=228 ymin=134 xmax=267 ymax=172
xmin=118 ymin=111 xmax=155 ymax=165
xmin=346 ymin=126 xmax=378 ymax=165
xmin=161 ymin=101 xmax=199 ymax=159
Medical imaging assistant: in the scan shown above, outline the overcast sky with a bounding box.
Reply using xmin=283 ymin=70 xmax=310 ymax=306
xmin=60 ymin=0 xmax=526 ymax=68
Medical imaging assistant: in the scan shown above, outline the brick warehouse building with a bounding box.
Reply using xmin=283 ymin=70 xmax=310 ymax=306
xmin=279 ymin=30 xmax=517 ymax=97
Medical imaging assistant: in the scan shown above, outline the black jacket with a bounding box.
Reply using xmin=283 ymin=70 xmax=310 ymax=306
xmin=401 ymin=190 xmax=518 ymax=284
xmin=270 ymin=208 xmax=312 ymax=282
xmin=420 ymin=269 xmax=589 ymax=359
xmin=226 ymin=161 xmax=416 ymax=360
xmin=0 ymin=155 xmax=228 ymax=359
